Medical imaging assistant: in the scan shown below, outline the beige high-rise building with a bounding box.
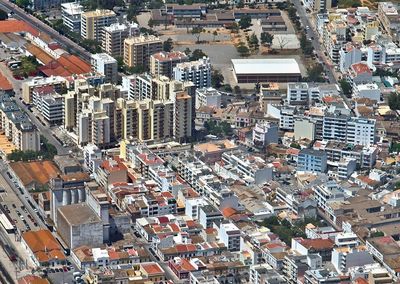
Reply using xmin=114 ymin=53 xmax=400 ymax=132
xmin=81 ymin=9 xmax=117 ymax=41
xmin=150 ymin=51 xmax=188 ymax=78
xmin=123 ymin=35 xmax=163 ymax=70
xmin=119 ymin=99 xmax=174 ymax=143
xmin=22 ymin=76 xmax=67 ymax=104
xmin=174 ymin=91 xmax=192 ymax=141
xmin=64 ymin=91 xmax=77 ymax=131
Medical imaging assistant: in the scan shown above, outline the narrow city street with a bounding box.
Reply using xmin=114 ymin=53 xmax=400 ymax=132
xmin=0 ymin=62 xmax=71 ymax=155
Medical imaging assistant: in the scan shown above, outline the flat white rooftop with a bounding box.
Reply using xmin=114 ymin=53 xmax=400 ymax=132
xmin=231 ymin=58 xmax=301 ymax=75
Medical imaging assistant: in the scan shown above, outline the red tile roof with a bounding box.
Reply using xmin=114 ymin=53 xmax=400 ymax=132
xmin=297 ymin=238 xmax=334 ymax=250
xmin=351 ymin=62 xmax=371 ymax=75
xmin=0 ymin=72 xmax=12 ymax=91
xmin=0 ymin=19 xmax=39 ymax=36
xmin=222 ymin=207 xmax=237 ymax=218
xmin=142 ymin=263 xmax=164 ymax=275
xmin=22 ymin=229 xmax=66 ymax=263
xmin=18 ymin=275 xmax=49 ymax=284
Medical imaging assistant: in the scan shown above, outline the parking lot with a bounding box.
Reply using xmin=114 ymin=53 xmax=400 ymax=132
xmin=0 ymin=171 xmax=38 ymax=233
xmin=45 ymin=265 xmax=79 ymax=284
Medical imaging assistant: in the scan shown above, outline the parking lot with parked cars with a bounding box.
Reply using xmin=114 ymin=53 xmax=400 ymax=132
xmin=0 ymin=173 xmax=37 ymax=233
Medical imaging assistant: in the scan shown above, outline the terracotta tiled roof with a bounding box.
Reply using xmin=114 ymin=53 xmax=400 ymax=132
xmin=222 ymin=207 xmax=237 ymax=218
xmin=18 ymin=275 xmax=50 ymax=284
xmin=297 ymin=238 xmax=334 ymax=250
xmin=351 ymin=62 xmax=371 ymax=75
xmin=22 ymin=229 xmax=66 ymax=263
xmin=0 ymin=19 xmax=39 ymax=36
xmin=142 ymin=263 xmax=164 ymax=275
xmin=0 ymin=73 xmax=12 ymax=91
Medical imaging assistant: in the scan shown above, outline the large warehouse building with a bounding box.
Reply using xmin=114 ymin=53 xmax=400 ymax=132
xmin=232 ymin=58 xmax=302 ymax=83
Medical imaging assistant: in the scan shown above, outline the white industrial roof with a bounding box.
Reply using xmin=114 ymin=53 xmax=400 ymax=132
xmin=231 ymin=58 xmax=301 ymax=75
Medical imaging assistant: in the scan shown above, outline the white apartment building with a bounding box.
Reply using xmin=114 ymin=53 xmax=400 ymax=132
xmin=32 ymin=92 xmax=63 ymax=125
xmin=252 ymin=122 xmax=279 ymax=147
xmin=339 ymin=44 xmax=362 ymax=73
xmin=102 ymin=22 xmax=139 ymax=58
xmin=367 ymin=43 xmax=400 ymax=67
xmin=323 ymin=20 xmax=347 ymax=64
xmin=173 ymin=57 xmax=211 ymax=89
xmin=195 ymin=87 xmax=221 ymax=109
xmin=312 ymin=182 xmax=345 ymax=219
xmin=279 ymin=106 xmax=297 ymax=131
xmin=83 ymin=143 xmax=102 ymax=173
xmin=347 ymin=117 xmax=376 ymax=146
xmin=337 ymin=158 xmax=357 ymax=179
xmin=221 ymin=151 xmax=273 ymax=185
xmin=353 ymin=83 xmax=381 ymax=101
xmin=304 ymin=0 xmax=332 ymax=12
xmin=322 ymin=109 xmax=376 ymax=146
xmin=91 ymin=53 xmax=118 ymax=83
xmin=287 ymin=83 xmax=309 ymax=105
xmin=61 ymin=2 xmax=83 ymax=33
xmin=126 ymin=74 xmax=152 ymax=101
xmin=218 ymin=222 xmax=241 ymax=252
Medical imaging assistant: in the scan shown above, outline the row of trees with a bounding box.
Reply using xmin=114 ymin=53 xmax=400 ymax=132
xmin=300 ymin=33 xmax=314 ymax=56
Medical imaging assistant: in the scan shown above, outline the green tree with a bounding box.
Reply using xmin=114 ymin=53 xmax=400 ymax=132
xmin=82 ymin=0 xmax=124 ymax=10
xmin=248 ymin=33 xmax=259 ymax=50
xmin=300 ymin=33 xmax=313 ymax=56
xmin=290 ymin=143 xmax=301 ymax=149
xmin=307 ymin=64 xmax=324 ymax=82
xmin=388 ymin=92 xmax=400 ymax=110
xmin=16 ymin=0 xmax=30 ymax=8
xmin=390 ymin=142 xmax=400 ymax=153
xmin=370 ymin=231 xmax=384 ymax=238
xmin=115 ymin=56 xmax=125 ymax=72
xmin=213 ymin=30 xmax=218 ymax=42
xmin=211 ymin=70 xmax=224 ymax=89
xmin=234 ymin=85 xmax=241 ymax=94
xmin=127 ymin=2 xmax=142 ymax=21
xmin=148 ymin=19 xmax=155 ymax=28
xmin=190 ymin=49 xmax=207 ymax=61
xmin=239 ymin=15 xmax=252 ymax=29
xmin=288 ymin=6 xmax=297 ymax=20
xmin=127 ymin=65 xmax=146 ymax=74
xmin=148 ymin=0 xmax=164 ymax=9
xmin=0 ymin=9 xmax=8 ymax=21
xmin=191 ymin=26 xmax=205 ymax=43
xmin=229 ymin=23 xmax=240 ymax=33
xmin=261 ymin=32 xmax=274 ymax=46
xmin=339 ymin=79 xmax=352 ymax=96
xmin=237 ymin=0 xmax=245 ymax=8
xmin=183 ymin=48 xmax=191 ymax=56
xmin=163 ymin=38 xmax=173 ymax=52
xmin=224 ymin=85 xmax=233 ymax=92
xmin=236 ymin=42 xmax=250 ymax=57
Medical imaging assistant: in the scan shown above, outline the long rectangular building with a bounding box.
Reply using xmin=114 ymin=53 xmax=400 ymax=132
xmin=231 ymin=59 xmax=301 ymax=83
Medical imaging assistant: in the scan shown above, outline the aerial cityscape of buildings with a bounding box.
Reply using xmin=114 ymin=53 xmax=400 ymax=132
xmin=0 ymin=0 xmax=398 ymax=284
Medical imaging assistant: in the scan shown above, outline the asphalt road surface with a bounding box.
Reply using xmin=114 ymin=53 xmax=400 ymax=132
xmin=0 ymin=0 xmax=91 ymax=62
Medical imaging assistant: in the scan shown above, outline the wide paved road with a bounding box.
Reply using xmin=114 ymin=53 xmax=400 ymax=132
xmin=0 ymin=0 xmax=91 ymax=61
xmin=291 ymin=0 xmax=352 ymax=109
